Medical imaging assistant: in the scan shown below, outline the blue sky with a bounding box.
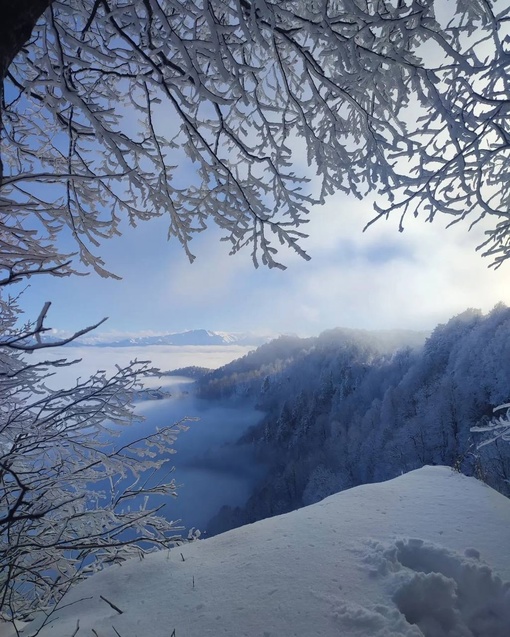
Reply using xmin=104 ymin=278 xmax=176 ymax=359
xmin=15 ymin=191 xmax=510 ymax=339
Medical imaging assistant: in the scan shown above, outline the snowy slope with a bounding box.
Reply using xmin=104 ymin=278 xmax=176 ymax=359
xmin=11 ymin=467 xmax=510 ymax=637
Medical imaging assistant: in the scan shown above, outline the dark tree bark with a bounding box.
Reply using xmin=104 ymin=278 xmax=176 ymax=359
xmin=0 ymin=0 xmax=52 ymax=78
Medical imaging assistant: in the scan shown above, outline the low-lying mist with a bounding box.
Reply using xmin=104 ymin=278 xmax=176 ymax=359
xmin=25 ymin=345 xmax=264 ymax=536
xmin=121 ymin=377 xmax=265 ymax=535
xmin=27 ymin=344 xmax=256 ymax=388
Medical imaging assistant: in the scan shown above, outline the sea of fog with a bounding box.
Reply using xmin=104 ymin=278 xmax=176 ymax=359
xmin=127 ymin=376 xmax=264 ymax=535
xmin=26 ymin=345 xmax=264 ymax=536
xmin=27 ymin=344 xmax=255 ymax=387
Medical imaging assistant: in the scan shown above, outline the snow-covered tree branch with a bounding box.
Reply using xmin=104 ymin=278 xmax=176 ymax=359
xmin=472 ymin=403 xmax=510 ymax=447
xmin=0 ymin=291 xmax=189 ymax=622
xmin=2 ymin=0 xmax=510 ymax=272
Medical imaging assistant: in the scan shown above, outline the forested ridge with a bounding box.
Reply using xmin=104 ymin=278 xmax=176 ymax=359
xmin=197 ymin=305 xmax=510 ymax=535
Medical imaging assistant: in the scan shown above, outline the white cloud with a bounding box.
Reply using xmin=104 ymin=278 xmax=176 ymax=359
xmin=18 ymin=187 xmax=510 ymax=339
xmin=274 ymin=194 xmax=510 ymax=332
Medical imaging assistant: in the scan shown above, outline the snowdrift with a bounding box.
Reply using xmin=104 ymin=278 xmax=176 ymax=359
xmin=10 ymin=466 xmax=510 ymax=637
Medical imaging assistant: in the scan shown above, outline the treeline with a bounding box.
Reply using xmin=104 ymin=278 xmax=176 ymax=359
xmin=196 ymin=329 xmax=425 ymax=402
xmin=196 ymin=306 xmax=510 ymax=535
xmin=161 ymin=366 xmax=212 ymax=379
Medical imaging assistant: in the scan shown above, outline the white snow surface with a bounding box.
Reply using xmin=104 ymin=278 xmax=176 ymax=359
xmin=8 ymin=466 xmax=510 ymax=637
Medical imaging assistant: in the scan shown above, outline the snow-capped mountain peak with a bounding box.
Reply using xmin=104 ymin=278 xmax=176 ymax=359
xmin=48 ymin=329 xmax=273 ymax=347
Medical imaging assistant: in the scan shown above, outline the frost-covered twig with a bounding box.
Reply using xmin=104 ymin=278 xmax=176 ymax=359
xmin=0 ymin=296 xmax=188 ymax=622
xmin=472 ymin=404 xmax=510 ymax=447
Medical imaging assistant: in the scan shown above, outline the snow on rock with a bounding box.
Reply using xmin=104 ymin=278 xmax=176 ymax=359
xmin=11 ymin=466 xmax=510 ymax=637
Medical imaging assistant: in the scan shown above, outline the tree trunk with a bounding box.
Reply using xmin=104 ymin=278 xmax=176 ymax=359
xmin=0 ymin=0 xmax=52 ymax=78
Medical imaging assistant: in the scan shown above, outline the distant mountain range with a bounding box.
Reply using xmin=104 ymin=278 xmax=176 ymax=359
xmin=71 ymin=329 xmax=272 ymax=347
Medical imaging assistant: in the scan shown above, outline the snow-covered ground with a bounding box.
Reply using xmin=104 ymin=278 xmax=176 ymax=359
xmin=8 ymin=466 xmax=510 ymax=637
